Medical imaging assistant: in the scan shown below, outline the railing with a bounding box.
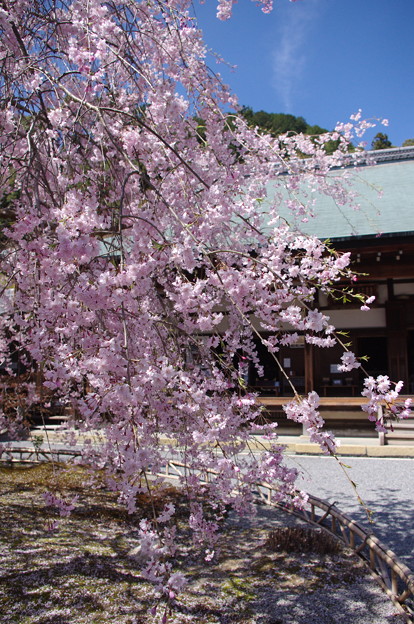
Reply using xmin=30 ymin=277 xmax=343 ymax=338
xmin=1 ymin=448 xmax=413 ymax=621
xmin=0 ymin=445 xmax=82 ymax=464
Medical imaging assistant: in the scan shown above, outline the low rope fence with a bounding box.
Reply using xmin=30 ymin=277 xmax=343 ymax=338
xmin=1 ymin=447 xmax=413 ymax=621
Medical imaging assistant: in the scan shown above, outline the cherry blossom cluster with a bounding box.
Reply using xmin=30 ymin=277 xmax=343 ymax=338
xmin=337 ymin=351 xmax=361 ymax=372
xmin=362 ymin=376 xmax=412 ymax=432
xmin=0 ymin=0 xmax=407 ymax=608
xmin=216 ymin=0 xmax=281 ymax=20
xmin=284 ymin=392 xmax=337 ymax=455
xmin=43 ymin=492 xmax=79 ymax=518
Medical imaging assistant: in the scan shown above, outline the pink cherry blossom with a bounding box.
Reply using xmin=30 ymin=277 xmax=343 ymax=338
xmin=0 ymin=0 xmax=409 ymax=612
xmin=337 ymin=351 xmax=361 ymax=372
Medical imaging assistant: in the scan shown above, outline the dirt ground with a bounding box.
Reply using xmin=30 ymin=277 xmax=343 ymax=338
xmin=0 ymin=463 xmax=406 ymax=624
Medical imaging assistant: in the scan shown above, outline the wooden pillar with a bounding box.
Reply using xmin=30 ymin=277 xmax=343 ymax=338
xmin=304 ymin=342 xmax=314 ymax=395
xmin=386 ymin=301 xmax=408 ymax=387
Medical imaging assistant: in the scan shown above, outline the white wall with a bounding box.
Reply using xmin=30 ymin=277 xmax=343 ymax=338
xmin=326 ymin=307 xmax=386 ymax=329
xmin=394 ymin=282 xmax=414 ymax=297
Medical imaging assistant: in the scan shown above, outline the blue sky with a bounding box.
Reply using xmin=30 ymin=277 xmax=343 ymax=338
xmin=192 ymin=0 xmax=414 ymax=148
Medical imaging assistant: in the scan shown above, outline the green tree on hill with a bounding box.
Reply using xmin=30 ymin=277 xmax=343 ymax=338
xmin=371 ymin=132 xmax=392 ymax=150
xmin=239 ymin=108 xmax=345 ymax=154
xmin=240 ymin=107 xmax=326 ymax=138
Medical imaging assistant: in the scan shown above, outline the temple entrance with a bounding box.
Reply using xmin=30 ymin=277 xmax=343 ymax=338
xmin=248 ymin=337 xmax=305 ymax=396
xmin=248 ymin=338 xmax=281 ymax=395
xmin=357 ymin=336 xmax=388 ymax=381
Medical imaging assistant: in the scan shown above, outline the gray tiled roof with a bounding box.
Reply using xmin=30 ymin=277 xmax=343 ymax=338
xmin=267 ymin=147 xmax=414 ymax=241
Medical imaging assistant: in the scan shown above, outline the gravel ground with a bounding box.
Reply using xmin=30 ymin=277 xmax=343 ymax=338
xmin=0 ymin=463 xmax=410 ymax=624
xmin=285 ymin=455 xmax=414 ymax=569
xmin=218 ymin=504 xmax=409 ymax=624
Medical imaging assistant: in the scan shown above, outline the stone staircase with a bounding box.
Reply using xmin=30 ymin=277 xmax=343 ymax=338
xmin=258 ymin=396 xmax=378 ymax=438
xmin=30 ymin=411 xmax=70 ymax=437
xmin=382 ymin=416 xmax=414 ymax=446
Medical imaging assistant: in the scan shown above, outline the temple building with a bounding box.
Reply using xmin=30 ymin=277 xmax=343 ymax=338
xmin=249 ymin=146 xmax=414 ymax=399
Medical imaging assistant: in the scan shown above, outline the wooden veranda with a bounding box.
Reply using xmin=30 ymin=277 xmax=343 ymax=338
xmin=258 ymin=395 xmax=414 ymax=444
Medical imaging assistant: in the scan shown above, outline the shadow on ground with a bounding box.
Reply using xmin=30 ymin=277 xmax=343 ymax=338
xmin=0 ymin=465 xmax=408 ymax=624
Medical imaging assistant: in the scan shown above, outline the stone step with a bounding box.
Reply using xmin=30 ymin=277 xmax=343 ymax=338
xmin=386 ymin=431 xmax=414 ymax=439
xmin=384 ymin=438 xmax=414 ymax=446
xmin=389 ymin=422 xmax=414 ymax=430
xmin=31 ymin=424 xmax=63 ymax=432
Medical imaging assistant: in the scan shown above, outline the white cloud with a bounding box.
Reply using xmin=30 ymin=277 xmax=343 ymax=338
xmin=273 ymin=0 xmax=319 ymax=112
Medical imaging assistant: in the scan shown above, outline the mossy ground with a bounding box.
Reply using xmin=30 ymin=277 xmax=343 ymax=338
xmin=0 ymin=463 xmax=403 ymax=624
